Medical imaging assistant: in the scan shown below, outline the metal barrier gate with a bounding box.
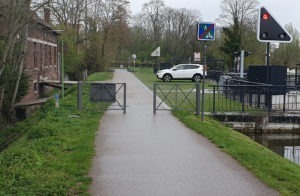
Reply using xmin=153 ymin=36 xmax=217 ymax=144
xmin=77 ymin=82 xmax=126 ymax=113
xmin=153 ymin=83 xmax=201 ymax=115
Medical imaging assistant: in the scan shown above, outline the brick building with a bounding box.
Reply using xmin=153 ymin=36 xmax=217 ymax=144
xmin=22 ymin=10 xmax=61 ymax=103
xmin=0 ymin=8 xmax=61 ymax=103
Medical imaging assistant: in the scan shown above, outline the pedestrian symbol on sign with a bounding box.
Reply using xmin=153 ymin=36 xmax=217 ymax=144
xmin=197 ymin=22 xmax=215 ymax=41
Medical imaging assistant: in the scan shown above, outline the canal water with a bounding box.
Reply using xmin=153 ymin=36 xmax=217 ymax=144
xmin=245 ymin=133 xmax=300 ymax=165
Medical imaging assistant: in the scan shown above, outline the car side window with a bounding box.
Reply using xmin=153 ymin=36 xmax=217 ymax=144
xmin=183 ymin=65 xmax=190 ymax=69
xmin=175 ymin=65 xmax=185 ymax=70
xmin=186 ymin=65 xmax=193 ymax=69
xmin=185 ymin=65 xmax=199 ymax=69
xmin=183 ymin=65 xmax=192 ymax=69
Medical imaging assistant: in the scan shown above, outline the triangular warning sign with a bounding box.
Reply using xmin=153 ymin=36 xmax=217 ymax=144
xmin=257 ymin=7 xmax=293 ymax=43
xmin=151 ymin=47 xmax=160 ymax=57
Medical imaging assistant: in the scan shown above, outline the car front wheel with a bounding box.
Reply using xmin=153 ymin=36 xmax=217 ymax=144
xmin=192 ymin=74 xmax=202 ymax=82
xmin=163 ymin=74 xmax=172 ymax=82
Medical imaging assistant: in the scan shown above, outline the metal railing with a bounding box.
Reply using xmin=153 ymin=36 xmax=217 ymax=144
xmin=77 ymin=82 xmax=126 ymax=113
xmin=153 ymin=83 xmax=201 ymax=114
xmin=209 ymin=84 xmax=300 ymax=114
xmin=153 ymin=82 xmax=300 ymax=115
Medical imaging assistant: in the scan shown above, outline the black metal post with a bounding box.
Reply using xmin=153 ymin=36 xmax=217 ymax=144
xmin=267 ymin=87 xmax=272 ymax=112
xmin=123 ymin=83 xmax=126 ymax=114
xmin=257 ymin=93 xmax=261 ymax=108
xmin=296 ymin=64 xmax=299 ymax=86
xmin=249 ymin=92 xmax=253 ymax=106
xmin=196 ymin=83 xmax=200 ymax=115
xmin=77 ymin=82 xmax=82 ymax=110
xmin=241 ymin=88 xmax=245 ymax=112
xmin=153 ymin=83 xmax=156 ymax=114
xmin=266 ymin=42 xmax=272 ymax=112
xmin=266 ymin=42 xmax=270 ymax=72
xmin=201 ymin=41 xmax=207 ymax=121
xmin=175 ymin=84 xmax=178 ymax=109
xmin=213 ymin=86 xmax=216 ymax=113
xmin=283 ymin=91 xmax=286 ymax=113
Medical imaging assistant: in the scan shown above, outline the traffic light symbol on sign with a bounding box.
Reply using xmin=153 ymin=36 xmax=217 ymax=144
xmin=257 ymin=7 xmax=292 ymax=43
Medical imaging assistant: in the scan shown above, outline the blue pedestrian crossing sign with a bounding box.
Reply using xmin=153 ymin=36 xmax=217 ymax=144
xmin=197 ymin=22 xmax=215 ymax=41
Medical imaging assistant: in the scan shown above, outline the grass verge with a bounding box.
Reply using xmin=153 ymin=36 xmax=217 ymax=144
xmin=174 ymin=112 xmax=300 ymax=195
xmin=134 ymin=67 xmax=300 ymax=195
xmin=0 ymin=72 xmax=112 ymax=195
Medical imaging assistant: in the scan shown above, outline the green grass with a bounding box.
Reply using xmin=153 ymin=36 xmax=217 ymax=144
xmin=134 ymin=67 xmax=300 ymax=195
xmin=2 ymin=68 xmax=300 ymax=195
xmin=87 ymin=72 xmax=112 ymax=82
xmin=135 ymin=67 xmax=264 ymax=114
xmin=174 ymin=112 xmax=300 ymax=195
xmin=0 ymin=72 xmax=112 ymax=195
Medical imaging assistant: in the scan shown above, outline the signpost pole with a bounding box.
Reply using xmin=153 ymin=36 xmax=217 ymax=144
xmin=132 ymin=54 xmax=136 ymax=72
xmin=61 ymin=40 xmax=64 ymax=100
xmin=266 ymin=42 xmax=271 ymax=112
xmin=197 ymin=22 xmax=215 ymax=122
xmin=201 ymin=41 xmax=207 ymax=122
xmin=240 ymin=50 xmax=245 ymax=79
xmin=266 ymin=42 xmax=270 ymax=83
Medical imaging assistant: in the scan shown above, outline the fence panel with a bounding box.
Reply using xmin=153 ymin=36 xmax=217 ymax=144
xmin=210 ymin=84 xmax=300 ymax=114
xmin=153 ymin=83 xmax=201 ymax=114
xmin=77 ymin=82 xmax=126 ymax=113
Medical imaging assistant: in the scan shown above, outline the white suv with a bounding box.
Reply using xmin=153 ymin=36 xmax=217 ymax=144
xmin=156 ymin=64 xmax=206 ymax=82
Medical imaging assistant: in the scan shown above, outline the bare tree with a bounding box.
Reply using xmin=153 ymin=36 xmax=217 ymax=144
xmin=161 ymin=8 xmax=201 ymax=60
xmin=142 ymin=0 xmax=165 ymax=46
xmin=0 ymin=1 xmax=32 ymax=120
xmin=48 ymin=0 xmax=86 ymax=27
xmin=218 ymin=0 xmax=260 ymax=69
xmin=219 ymin=0 xmax=259 ymax=47
xmin=48 ymin=0 xmax=87 ymax=51
xmin=0 ymin=1 xmax=48 ymax=120
xmin=272 ymin=24 xmax=300 ymax=67
xmin=219 ymin=0 xmax=259 ymax=28
xmin=90 ymin=0 xmax=130 ymax=71
xmin=131 ymin=4 xmax=201 ymax=63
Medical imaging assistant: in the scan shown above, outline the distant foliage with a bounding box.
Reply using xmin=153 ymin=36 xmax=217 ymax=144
xmin=271 ymin=24 xmax=300 ymax=67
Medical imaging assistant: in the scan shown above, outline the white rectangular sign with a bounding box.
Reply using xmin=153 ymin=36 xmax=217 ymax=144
xmin=194 ymin=52 xmax=201 ymax=61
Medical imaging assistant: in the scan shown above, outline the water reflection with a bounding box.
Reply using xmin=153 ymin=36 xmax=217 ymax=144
xmin=246 ymin=133 xmax=300 ymax=164
xmin=284 ymin=147 xmax=300 ymax=164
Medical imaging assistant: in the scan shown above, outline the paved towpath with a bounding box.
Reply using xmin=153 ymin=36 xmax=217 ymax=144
xmin=89 ymin=69 xmax=278 ymax=196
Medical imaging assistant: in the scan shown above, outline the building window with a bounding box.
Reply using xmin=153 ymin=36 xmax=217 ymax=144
xmin=49 ymin=45 xmax=52 ymax=66
xmin=40 ymin=43 xmax=43 ymax=77
xmin=34 ymin=42 xmax=37 ymax=69
xmin=54 ymin=47 xmax=57 ymax=66
xmin=33 ymin=81 xmax=38 ymax=92
xmin=45 ymin=43 xmax=48 ymax=69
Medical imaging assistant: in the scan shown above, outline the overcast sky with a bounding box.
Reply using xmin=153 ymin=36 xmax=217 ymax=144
xmin=129 ymin=0 xmax=300 ymax=32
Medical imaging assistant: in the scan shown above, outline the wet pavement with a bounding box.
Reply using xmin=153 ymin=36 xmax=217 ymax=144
xmin=89 ymin=69 xmax=278 ymax=196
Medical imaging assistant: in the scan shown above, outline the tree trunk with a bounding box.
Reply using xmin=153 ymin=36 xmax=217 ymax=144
xmin=100 ymin=28 xmax=109 ymax=72
xmin=0 ymin=1 xmax=18 ymax=78
xmin=8 ymin=24 xmax=28 ymax=121
xmin=0 ymin=86 xmax=4 ymax=114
